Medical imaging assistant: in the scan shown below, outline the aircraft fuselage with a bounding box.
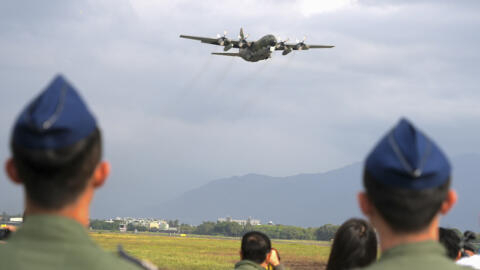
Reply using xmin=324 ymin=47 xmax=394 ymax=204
xmin=238 ymin=35 xmax=277 ymax=62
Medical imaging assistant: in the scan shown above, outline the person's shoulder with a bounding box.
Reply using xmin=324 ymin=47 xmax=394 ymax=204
xmin=360 ymin=261 xmax=388 ymax=270
xmin=0 ymin=243 xmax=8 ymax=256
xmin=0 ymin=238 xmax=152 ymax=270
xmin=234 ymin=260 xmax=264 ymax=270
xmin=362 ymin=257 xmax=470 ymax=270
xmin=95 ymin=250 xmax=144 ymax=270
xmin=81 ymin=244 xmax=157 ymax=270
xmin=114 ymin=245 xmax=158 ymax=270
xmin=0 ymin=242 xmax=24 ymax=269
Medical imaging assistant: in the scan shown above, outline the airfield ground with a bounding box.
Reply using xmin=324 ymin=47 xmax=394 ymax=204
xmin=91 ymin=232 xmax=330 ymax=270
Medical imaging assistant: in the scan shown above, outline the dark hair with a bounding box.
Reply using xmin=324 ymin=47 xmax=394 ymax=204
xmin=363 ymin=170 xmax=450 ymax=233
xmin=326 ymin=218 xmax=377 ymax=270
xmin=241 ymin=231 xmax=271 ymax=264
xmin=11 ymin=128 xmax=102 ymax=210
xmin=462 ymin=230 xmax=478 ymax=254
xmin=439 ymin=227 xmax=461 ymax=260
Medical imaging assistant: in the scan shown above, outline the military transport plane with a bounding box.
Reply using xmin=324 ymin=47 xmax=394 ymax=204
xmin=180 ymin=28 xmax=334 ymax=62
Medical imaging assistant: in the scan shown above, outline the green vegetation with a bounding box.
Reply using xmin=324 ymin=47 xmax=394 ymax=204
xmin=194 ymin=222 xmax=316 ymax=240
xmin=315 ymin=224 xmax=340 ymax=241
xmin=90 ymin=219 xmax=123 ymax=231
xmin=192 ymin=222 xmax=339 ymax=241
xmin=91 ymin=232 xmax=330 ymax=270
xmin=90 ymin=219 xmax=340 ymax=241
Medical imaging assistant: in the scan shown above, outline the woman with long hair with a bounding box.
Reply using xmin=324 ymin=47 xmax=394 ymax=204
xmin=326 ymin=218 xmax=377 ymax=270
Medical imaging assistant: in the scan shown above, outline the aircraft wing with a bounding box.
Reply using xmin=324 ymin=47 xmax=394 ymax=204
xmin=308 ymin=45 xmax=335 ymax=48
xmin=180 ymin=35 xmax=219 ymax=45
xmin=211 ymin=52 xmax=240 ymax=57
xmin=180 ymin=35 xmax=240 ymax=47
xmin=281 ymin=44 xmax=334 ymax=50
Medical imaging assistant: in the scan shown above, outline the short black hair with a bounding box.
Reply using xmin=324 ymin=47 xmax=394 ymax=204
xmin=326 ymin=218 xmax=377 ymax=270
xmin=462 ymin=231 xmax=478 ymax=253
xmin=439 ymin=227 xmax=461 ymax=260
xmin=363 ymin=170 xmax=450 ymax=233
xmin=241 ymin=231 xmax=271 ymax=264
xmin=11 ymin=128 xmax=102 ymax=210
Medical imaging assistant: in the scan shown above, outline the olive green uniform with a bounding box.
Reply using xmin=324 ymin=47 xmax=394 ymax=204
xmin=235 ymin=260 xmax=266 ymax=270
xmin=234 ymin=260 xmax=286 ymax=270
xmin=363 ymin=241 xmax=469 ymax=270
xmin=0 ymin=215 xmax=143 ymax=270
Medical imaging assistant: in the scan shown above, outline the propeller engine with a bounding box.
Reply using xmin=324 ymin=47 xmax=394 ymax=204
xmin=276 ymin=38 xmax=292 ymax=55
xmin=295 ymin=36 xmax=309 ymax=50
xmin=217 ymin=31 xmax=232 ymax=51
xmin=238 ymin=28 xmax=251 ymax=49
xmin=275 ymin=37 xmax=289 ymax=49
xmin=282 ymin=47 xmax=293 ymax=55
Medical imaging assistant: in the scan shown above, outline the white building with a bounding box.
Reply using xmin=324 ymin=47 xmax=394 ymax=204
xmin=9 ymin=217 xmax=23 ymax=223
xmin=159 ymin=221 xmax=169 ymax=230
xmin=218 ymin=216 xmax=261 ymax=226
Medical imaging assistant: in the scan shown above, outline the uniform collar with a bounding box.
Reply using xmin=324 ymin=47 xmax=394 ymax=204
xmin=235 ymin=260 xmax=266 ymax=269
xmin=381 ymin=240 xmax=446 ymax=260
xmin=11 ymin=215 xmax=94 ymax=245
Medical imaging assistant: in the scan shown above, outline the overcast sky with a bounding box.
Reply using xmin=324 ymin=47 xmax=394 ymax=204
xmin=0 ymin=0 xmax=479 ymax=217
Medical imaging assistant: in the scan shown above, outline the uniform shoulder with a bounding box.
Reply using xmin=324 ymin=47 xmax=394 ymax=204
xmin=115 ymin=245 xmax=158 ymax=270
xmin=234 ymin=260 xmax=265 ymax=270
xmin=362 ymin=258 xmax=471 ymax=270
xmin=91 ymin=249 xmax=146 ymax=270
xmin=0 ymin=238 xmax=151 ymax=270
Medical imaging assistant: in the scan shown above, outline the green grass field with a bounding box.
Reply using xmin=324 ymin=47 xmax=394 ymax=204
xmin=91 ymin=232 xmax=331 ymax=270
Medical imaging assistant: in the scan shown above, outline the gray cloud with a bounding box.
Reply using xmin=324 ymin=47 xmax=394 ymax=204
xmin=0 ymin=0 xmax=479 ymax=217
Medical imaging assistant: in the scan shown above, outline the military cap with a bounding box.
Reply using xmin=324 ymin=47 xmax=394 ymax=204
xmin=365 ymin=118 xmax=451 ymax=190
xmin=12 ymin=74 xmax=97 ymax=150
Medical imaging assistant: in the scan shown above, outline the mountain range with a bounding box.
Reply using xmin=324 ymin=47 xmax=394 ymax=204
xmin=158 ymin=153 xmax=480 ymax=230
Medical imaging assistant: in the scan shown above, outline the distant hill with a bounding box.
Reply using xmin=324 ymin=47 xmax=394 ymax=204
xmin=158 ymin=153 xmax=480 ymax=230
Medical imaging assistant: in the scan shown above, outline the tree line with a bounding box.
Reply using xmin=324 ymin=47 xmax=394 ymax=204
xmin=89 ymin=219 xmax=340 ymax=241
xmin=191 ymin=222 xmax=340 ymax=241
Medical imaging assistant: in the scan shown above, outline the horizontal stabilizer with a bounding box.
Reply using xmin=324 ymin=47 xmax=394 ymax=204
xmin=211 ymin=52 xmax=240 ymax=57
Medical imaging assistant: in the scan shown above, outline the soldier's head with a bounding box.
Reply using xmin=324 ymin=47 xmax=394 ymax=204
xmin=5 ymin=75 xmax=109 ymax=211
xmin=240 ymin=231 xmax=271 ymax=264
xmin=358 ymin=118 xmax=456 ymax=235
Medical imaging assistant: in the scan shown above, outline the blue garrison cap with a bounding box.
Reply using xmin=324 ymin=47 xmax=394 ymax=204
xmin=12 ymin=74 xmax=97 ymax=150
xmin=365 ymin=118 xmax=451 ymax=190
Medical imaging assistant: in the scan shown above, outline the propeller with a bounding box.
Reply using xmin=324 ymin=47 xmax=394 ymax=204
xmin=275 ymin=37 xmax=289 ymax=49
xmin=216 ymin=30 xmax=230 ymax=46
xmin=238 ymin=28 xmax=251 ymax=48
xmin=275 ymin=37 xmax=293 ymax=55
xmin=239 ymin=28 xmax=246 ymax=39
xmin=295 ymin=36 xmax=308 ymax=50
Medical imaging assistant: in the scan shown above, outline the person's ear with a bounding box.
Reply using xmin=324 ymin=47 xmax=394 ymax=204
xmin=91 ymin=161 xmax=110 ymax=189
xmin=440 ymin=189 xmax=457 ymax=215
xmin=5 ymin=159 xmax=22 ymax=185
xmin=358 ymin=192 xmax=373 ymax=217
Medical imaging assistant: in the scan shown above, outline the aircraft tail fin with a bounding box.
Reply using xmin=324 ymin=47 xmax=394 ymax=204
xmin=212 ymin=52 xmax=240 ymax=57
xmin=240 ymin=28 xmax=244 ymax=39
